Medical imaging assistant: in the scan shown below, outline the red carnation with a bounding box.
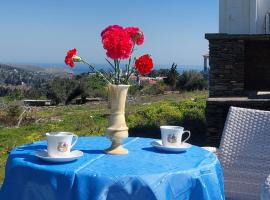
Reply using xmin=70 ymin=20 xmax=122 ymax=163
xmin=65 ymin=48 xmax=77 ymax=68
xmin=101 ymin=25 xmax=133 ymax=59
xmin=101 ymin=25 xmax=123 ymax=37
xmin=135 ymin=54 xmax=153 ymax=75
xmin=125 ymin=27 xmax=144 ymax=45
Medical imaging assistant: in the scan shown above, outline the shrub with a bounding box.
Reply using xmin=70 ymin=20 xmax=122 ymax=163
xmin=82 ymin=74 xmax=107 ymax=99
xmin=135 ymin=102 xmax=183 ymax=126
xmin=141 ymin=82 xmax=168 ymax=95
xmin=23 ymin=88 xmax=45 ymax=100
xmin=6 ymin=103 xmax=22 ymax=118
xmin=127 ymin=97 xmax=207 ymax=145
xmin=6 ymin=90 xmax=24 ymax=101
xmin=0 ymin=103 xmax=23 ymax=127
xmin=128 ymin=98 xmax=206 ymax=127
xmin=128 ymin=85 xmax=143 ymax=96
xmin=176 ymin=98 xmax=206 ymax=111
xmin=178 ymin=71 xmax=208 ymax=91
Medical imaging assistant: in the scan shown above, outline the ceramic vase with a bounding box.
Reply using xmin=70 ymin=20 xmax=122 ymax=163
xmin=105 ymin=84 xmax=130 ymax=155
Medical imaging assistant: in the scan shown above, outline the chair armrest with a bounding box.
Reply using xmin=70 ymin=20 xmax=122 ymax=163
xmin=261 ymin=175 xmax=270 ymax=200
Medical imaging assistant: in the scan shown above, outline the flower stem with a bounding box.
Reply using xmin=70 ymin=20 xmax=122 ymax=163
xmin=81 ymin=59 xmax=111 ymax=84
xmin=114 ymin=59 xmax=121 ymax=85
xmin=117 ymin=59 xmax=121 ymax=85
xmin=125 ymin=43 xmax=136 ymax=83
xmin=113 ymin=59 xmax=118 ymax=84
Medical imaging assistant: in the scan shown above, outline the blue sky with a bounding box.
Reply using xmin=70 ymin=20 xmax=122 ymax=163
xmin=0 ymin=0 xmax=218 ymax=67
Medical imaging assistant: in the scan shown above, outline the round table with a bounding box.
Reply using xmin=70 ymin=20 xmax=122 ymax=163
xmin=0 ymin=137 xmax=224 ymax=200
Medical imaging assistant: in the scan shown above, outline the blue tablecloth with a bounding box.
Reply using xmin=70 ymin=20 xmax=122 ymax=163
xmin=0 ymin=137 xmax=224 ymax=200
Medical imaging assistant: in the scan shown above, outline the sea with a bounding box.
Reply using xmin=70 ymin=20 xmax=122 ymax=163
xmin=33 ymin=63 xmax=204 ymax=75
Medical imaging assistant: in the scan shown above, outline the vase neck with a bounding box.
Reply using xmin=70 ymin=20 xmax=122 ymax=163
xmin=108 ymin=84 xmax=129 ymax=113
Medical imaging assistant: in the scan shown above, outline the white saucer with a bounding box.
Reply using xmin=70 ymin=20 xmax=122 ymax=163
xmin=151 ymin=140 xmax=192 ymax=152
xmin=35 ymin=150 xmax=83 ymax=163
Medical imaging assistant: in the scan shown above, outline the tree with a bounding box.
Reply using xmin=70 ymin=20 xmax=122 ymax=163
xmin=164 ymin=63 xmax=179 ymax=90
xmin=46 ymin=77 xmax=78 ymax=105
xmin=46 ymin=74 xmax=108 ymax=105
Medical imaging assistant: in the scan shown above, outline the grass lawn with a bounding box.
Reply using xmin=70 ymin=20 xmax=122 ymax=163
xmin=0 ymin=90 xmax=207 ymax=184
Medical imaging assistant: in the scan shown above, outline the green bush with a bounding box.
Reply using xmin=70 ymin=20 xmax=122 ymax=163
xmin=6 ymin=103 xmax=22 ymax=118
xmin=176 ymin=98 xmax=206 ymax=111
xmin=178 ymin=71 xmax=208 ymax=91
xmin=0 ymin=103 xmax=23 ymax=127
xmin=6 ymin=90 xmax=24 ymax=101
xmin=136 ymin=102 xmax=182 ymax=126
xmin=128 ymin=85 xmax=143 ymax=96
xmin=82 ymin=75 xmax=107 ymax=99
xmin=141 ymin=82 xmax=168 ymax=95
xmin=127 ymin=97 xmax=207 ymax=145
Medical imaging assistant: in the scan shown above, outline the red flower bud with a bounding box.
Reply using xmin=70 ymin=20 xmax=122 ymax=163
xmin=125 ymin=27 xmax=144 ymax=45
xmin=64 ymin=48 xmax=77 ymax=68
xmin=135 ymin=54 xmax=153 ymax=76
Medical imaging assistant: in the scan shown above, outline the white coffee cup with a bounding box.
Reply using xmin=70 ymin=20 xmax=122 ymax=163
xmin=160 ymin=126 xmax=191 ymax=147
xmin=46 ymin=132 xmax=78 ymax=157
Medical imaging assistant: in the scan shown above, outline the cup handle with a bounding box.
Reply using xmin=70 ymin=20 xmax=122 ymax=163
xmin=182 ymin=131 xmax=191 ymax=143
xmin=71 ymin=134 xmax=78 ymax=149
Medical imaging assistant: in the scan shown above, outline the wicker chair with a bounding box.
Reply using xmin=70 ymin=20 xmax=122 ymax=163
xmin=205 ymin=106 xmax=270 ymax=200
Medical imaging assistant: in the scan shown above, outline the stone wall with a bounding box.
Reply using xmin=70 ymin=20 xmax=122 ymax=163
xmin=206 ymin=36 xmax=245 ymax=97
xmin=205 ymin=34 xmax=270 ymax=97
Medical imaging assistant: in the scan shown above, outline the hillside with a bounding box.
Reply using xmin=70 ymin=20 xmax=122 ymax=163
xmin=0 ymin=63 xmax=68 ymax=86
xmin=9 ymin=64 xmax=69 ymax=76
xmin=6 ymin=64 xmax=46 ymax=72
xmin=0 ymin=64 xmax=49 ymax=85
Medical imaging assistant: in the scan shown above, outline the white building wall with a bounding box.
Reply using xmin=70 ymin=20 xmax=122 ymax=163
xmin=249 ymin=0 xmax=258 ymax=33
xmin=257 ymin=0 xmax=270 ymax=33
xmin=219 ymin=0 xmax=270 ymax=34
xmin=219 ymin=0 xmax=227 ymax=33
xmin=219 ymin=0 xmax=253 ymax=34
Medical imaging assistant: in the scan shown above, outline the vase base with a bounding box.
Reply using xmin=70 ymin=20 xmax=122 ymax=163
xmin=105 ymin=145 xmax=128 ymax=155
